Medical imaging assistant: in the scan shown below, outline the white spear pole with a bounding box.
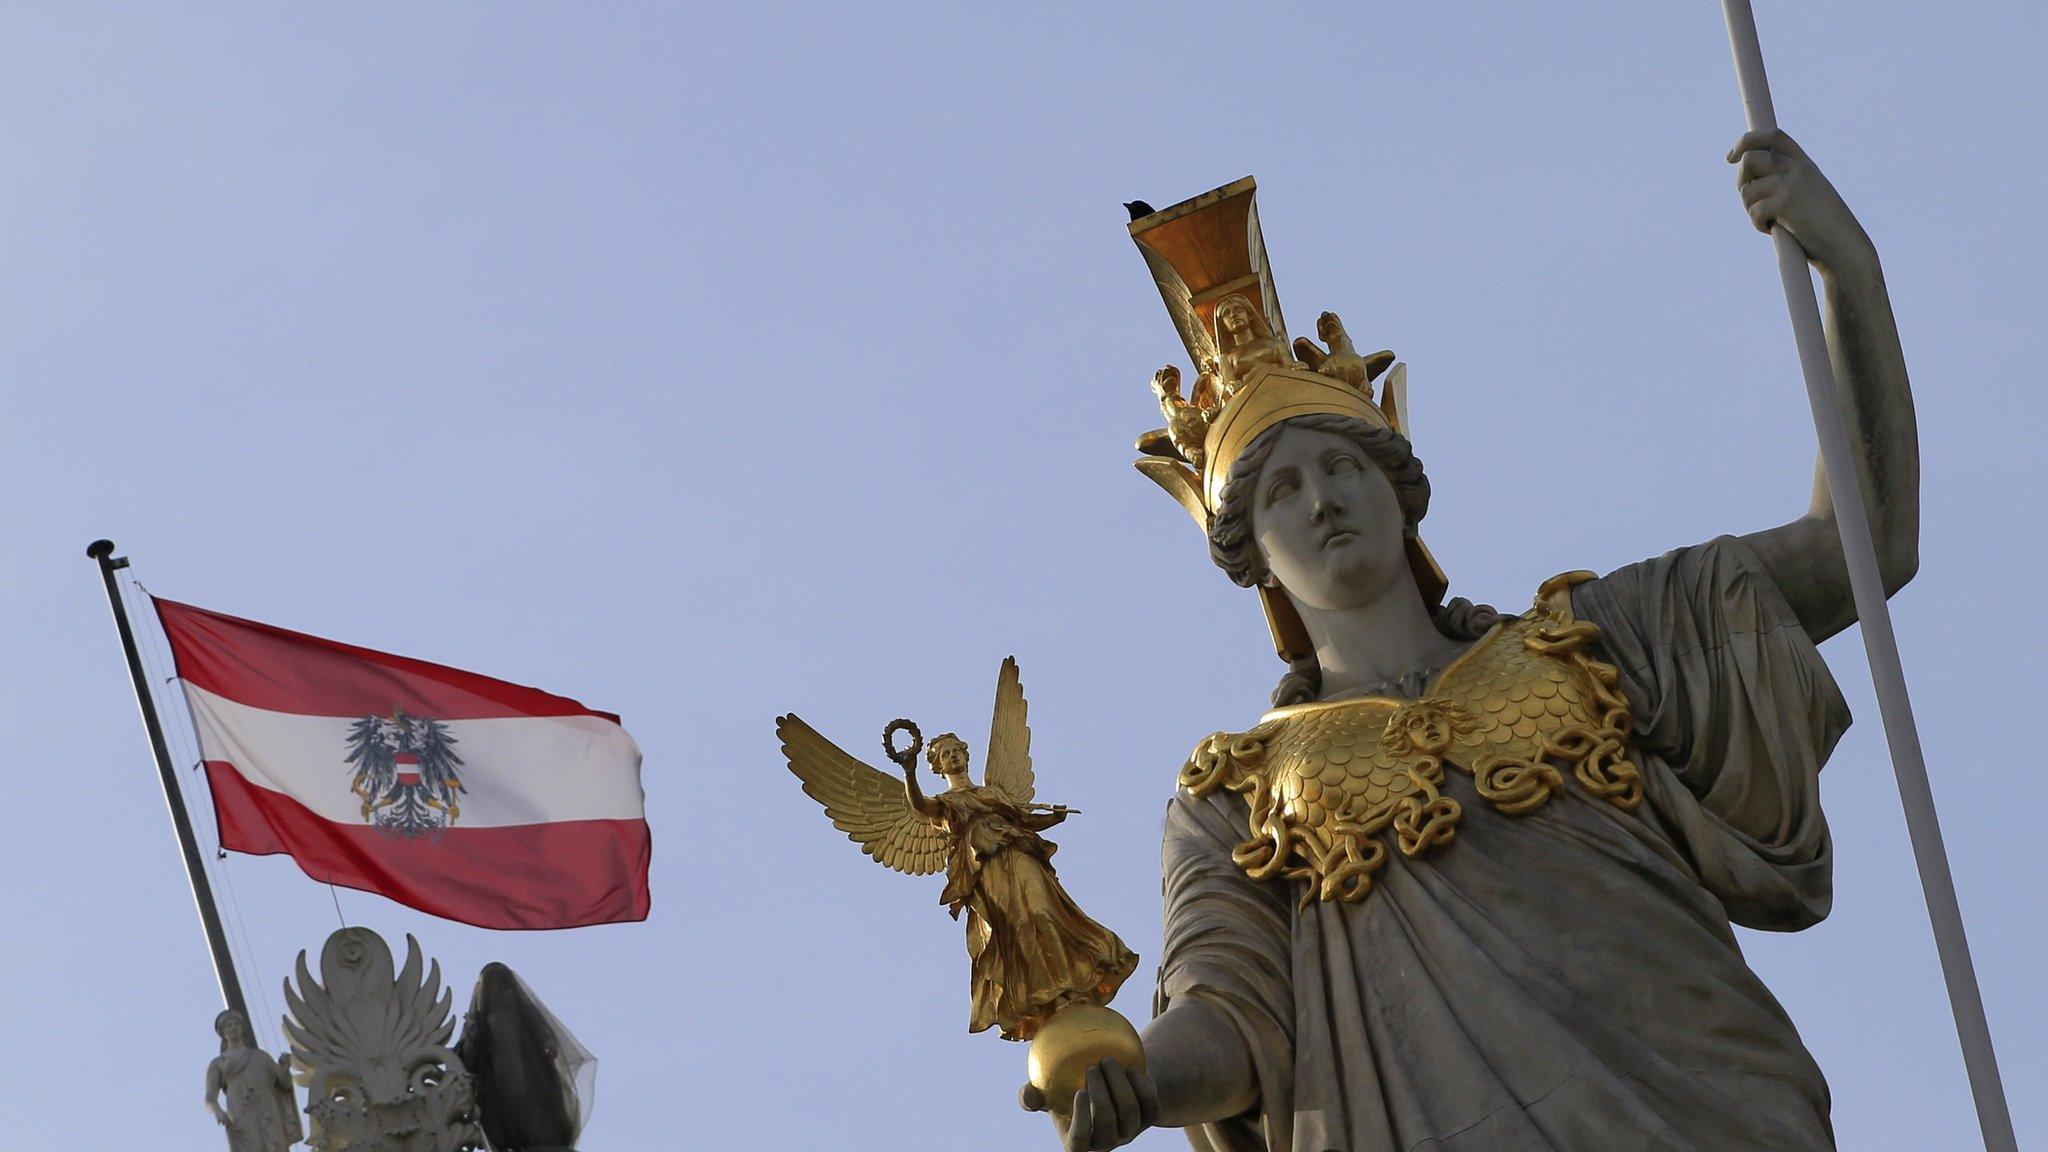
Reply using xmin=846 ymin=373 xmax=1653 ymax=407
xmin=1718 ymin=5 xmax=2017 ymax=1149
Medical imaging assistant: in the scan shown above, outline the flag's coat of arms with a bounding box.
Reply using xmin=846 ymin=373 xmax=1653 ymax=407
xmin=153 ymin=597 xmax=649 ymax=930
xmin=344 ymin=709 xmax=467 ymax=836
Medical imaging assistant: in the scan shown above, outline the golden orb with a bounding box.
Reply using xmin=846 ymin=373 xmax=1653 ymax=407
xmin=1026 ymin=1003 xmax=1145 ymax=1114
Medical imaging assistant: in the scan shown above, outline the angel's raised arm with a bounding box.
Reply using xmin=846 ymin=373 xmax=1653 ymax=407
xmin=899 ymin=754 xmax=943 ymax=820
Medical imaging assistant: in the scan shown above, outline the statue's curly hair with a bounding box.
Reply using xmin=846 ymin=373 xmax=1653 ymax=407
xmin=1205 ymin=412 xmax=1504 ymax=707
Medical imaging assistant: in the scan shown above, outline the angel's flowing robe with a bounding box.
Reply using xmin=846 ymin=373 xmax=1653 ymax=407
xmin=1158 ymin=537 xmax=1848 ymax=1151
xmin=935 ymin=785 xmax=1138 ymax=1040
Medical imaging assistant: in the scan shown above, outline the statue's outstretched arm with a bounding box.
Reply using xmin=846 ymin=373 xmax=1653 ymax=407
xmin=1731 ymin=128 xmax=1919 ymax=643
xmin=1019 ymin=806 xmax=1069 ymax=832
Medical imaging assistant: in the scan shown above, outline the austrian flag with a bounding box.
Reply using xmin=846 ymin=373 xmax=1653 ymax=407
xmin=155 ymin=599 xmax=649 ymax=930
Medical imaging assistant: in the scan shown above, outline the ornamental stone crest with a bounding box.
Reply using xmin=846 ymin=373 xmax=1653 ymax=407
xmin=283 ymin=928 xmax=482 ymax=1152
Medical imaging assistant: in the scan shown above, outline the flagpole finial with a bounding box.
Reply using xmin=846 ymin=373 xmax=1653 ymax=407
xmin=87 ymin=538 xmax=116 ymax=560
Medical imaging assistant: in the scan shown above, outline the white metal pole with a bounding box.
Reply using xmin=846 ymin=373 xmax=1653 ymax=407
xmin=1718 ymin=5 xmax=2016 ymax=1149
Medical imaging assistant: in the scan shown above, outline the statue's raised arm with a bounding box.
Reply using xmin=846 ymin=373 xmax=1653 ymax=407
xmin=1729 ymin=128 xmax=1919 ymax=641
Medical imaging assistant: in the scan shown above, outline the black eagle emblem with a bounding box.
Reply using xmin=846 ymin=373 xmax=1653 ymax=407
xmin=343 ymin=708 xmax=467 ymax=837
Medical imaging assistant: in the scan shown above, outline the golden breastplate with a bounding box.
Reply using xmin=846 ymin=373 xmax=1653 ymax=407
xmin=1179 ymin=572 xmax=1643 ymax=904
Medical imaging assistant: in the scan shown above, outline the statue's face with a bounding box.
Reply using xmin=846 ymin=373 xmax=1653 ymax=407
xmin=218 ymin=1013 xmax=249 ymax=1047
xmin=1219 ymin=301 xmax=1252 ymax=337
xmin=930 ymin=740 xmax=970 ymax=778
xmin=1250 ymin=425 xmax=1408 ymax=611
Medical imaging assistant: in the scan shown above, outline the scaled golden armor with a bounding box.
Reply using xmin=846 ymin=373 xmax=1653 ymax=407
xmin=1180 ymin=573 xmax=1643 ymax=904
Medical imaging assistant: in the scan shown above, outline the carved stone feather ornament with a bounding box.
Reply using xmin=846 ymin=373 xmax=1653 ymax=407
xmin=283 ymin=929 xmax=483 ymax=1152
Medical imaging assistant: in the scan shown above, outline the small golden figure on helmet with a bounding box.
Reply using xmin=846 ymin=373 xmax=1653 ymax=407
xmin=1293 ymin=310 xmax=1394 ymax=392
xmin=1214 ymin=294 xmax=1291 ymax=390
xmin=1150 ymin=364 xmax=1213 ymax=469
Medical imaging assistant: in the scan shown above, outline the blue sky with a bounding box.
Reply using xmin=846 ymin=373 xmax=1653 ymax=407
xmin=4 ymin=4 xmax=2043 ymax=1148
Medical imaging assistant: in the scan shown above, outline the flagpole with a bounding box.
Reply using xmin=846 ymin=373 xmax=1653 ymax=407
xmin=86 ymin=539 xmax=248 ymax=1020
xmin=1717 ymin=7 xmax=2016 ymax=1150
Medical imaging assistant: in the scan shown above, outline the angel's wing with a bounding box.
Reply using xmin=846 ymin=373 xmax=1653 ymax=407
xmin=982 ymin=656 xmax=1034 ymax=804
xmin=777 ymin=714 xmax=950 ymax=875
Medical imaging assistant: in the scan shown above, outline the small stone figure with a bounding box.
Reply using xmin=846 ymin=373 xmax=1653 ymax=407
xmin=457 ymin=962 xmax=595 ymax=1152
xmin=204 ymin=1009 xmax=301 ymax=1152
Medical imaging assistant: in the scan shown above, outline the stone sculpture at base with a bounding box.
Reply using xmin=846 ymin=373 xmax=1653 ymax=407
xmin=205 ymin=1008 xmax=302 ymax=1152
xmin=458 ymin=961 xmax=595 ymax=1152
xmin=282 ymin=928 xmax=482 ymax=1152
xmin=269 ymin=929 xmax=597 ymax=1152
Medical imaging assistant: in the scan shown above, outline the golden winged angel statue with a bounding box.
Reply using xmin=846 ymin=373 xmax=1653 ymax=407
xmin=777 ymin=657 xmax=1137 ymax=1046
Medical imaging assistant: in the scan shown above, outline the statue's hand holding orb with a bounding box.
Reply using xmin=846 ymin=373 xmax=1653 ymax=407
xmin=1020 ymin=1023 xmax=1157 ymax=1151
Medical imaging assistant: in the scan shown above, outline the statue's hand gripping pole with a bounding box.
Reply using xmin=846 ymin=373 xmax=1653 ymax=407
xmin=1720 ymin=7 xmax=2016 ymax=1149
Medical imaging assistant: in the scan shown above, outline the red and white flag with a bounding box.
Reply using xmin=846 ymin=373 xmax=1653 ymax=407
xmin=155 ymin=598 xmax=649 ymax=931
